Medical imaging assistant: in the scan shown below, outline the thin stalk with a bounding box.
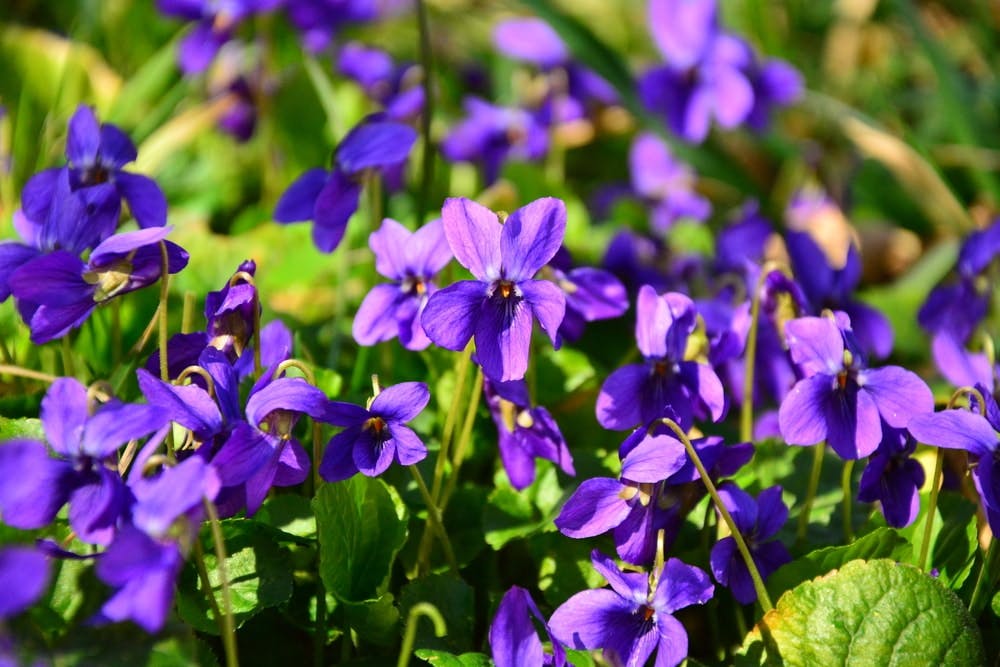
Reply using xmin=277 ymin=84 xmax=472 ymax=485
xmin=968 ymin=537 xmax=999 ymax=617
xmin=111 ymin=299 xmax=122 ymax=366
xmin=741 ymin=262 xmax=784 ymax=443
xmin=61 ymin=335 xmax=75 ymax=378
xmin=181 ymin=291 xmax=197 ymax=334
xmin=193 ymin=539 xmax=226 ymax=638
xmin=433 ymin=346 xmax=472 ymax=501
xmin=918 ymin=448 xmax=943 ymax=571
xmin=661 ymin=419 xmax=773 ymax=612
xmin=414 ymin=0 xmax=435 ymax=225
xmin=841 ymin=459 xmax=855 ymax=543
xmin=0 ymin=365 xmax=57 ymax=384
xmin=409 ymin=466 xmax=459 ymax=575
xmin=158 ymin=242 xmax=171 ymax=381
xmin=204 ymin=500 xmax=238 ymax=667
xmin=796 ymin=442 xmax=826 ymax=547
xmin=397 ymin=603 xmax=446 ymax=667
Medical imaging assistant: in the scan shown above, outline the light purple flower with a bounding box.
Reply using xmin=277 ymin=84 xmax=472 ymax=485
xmin=353 ymin=218 xmax=452 ymax=350
xmin=778 ymin=314 xmax=934 ymax=459
xmin=422 ymin=197 xmax=567 ymax=382
xmin=596 ymin=286 xmax=725 ymax=430
xmin=629 ymin=132 xmax=711 ymax=233
xmin=549 ymin=550 xmax=713 ymax=667
xmin=320 ymin=381 xmax=430 ymax=481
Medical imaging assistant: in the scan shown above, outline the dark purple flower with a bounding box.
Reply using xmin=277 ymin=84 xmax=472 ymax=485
xmin=211 ymin=374 xmax=330 ymax=514
xmin=0 ymin=546 xmax=51 ymax=619
xmin=709 ymin=484 xmax=790 ymax=604
xmin=908 ymin=395 xmax=1000 ymax=535
xmin=596 ymin=286 xmax=725 ymax=430
xmin=544 ymin=247 xmax=628 ymax=343
xmin=786 ymin=231 xmax=893 ymax=358
xmin=441 ymin=98 xmax=548 ymax=185
xmin=320 ymin=382 xmax=429 ymax=481
xmin=422 ymin=197 xmax=566 ymax=382
xmin=745 ymin=58 xmax=803 ymax=131
xmin=629 ymin=132 xmax=710 ymax=233
xmin=284 ymin=0 xmax=378 ymax=53
xmin=549 ymin=550 xmax=713 ymax=667
xmin=274 ymin=117 xmax=417 ymax=252
xmin=27 ymin=106 xmax=166 ymax=229
xmin=353 ymin=218 xmax=452 ymax=350
xmin=778 ymin=314 xmax=934 ymax=459
xmin=158 ymin=0 xmax=274 ymax=74
xmin=602 ymin=230 xmax=672 ymax=294
xmin=0 ymin=378 xmax=166 ymax=543
xmin=713 ymin=201 xmax=772 ymax=276
xmin=337 ymin=42 xmax=424 ymax=122
xmin=857 ymin=425 xmax=925 ymax=528
xmin=484 ymin=378 xmax=574 ymax=490
xmin=205 ymin=259 xmax=259 ymax=358
xmin=9 ymin=226 xmax=188 ymax=344
xmin=490 ymin=585 xmax=567 ymax=667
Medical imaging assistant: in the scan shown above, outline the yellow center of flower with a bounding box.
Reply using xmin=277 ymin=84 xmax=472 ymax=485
xmin=364 ymin=416 xmax=387 ymax=436
xmin=83 ymin=260 xmax=133 ymax=302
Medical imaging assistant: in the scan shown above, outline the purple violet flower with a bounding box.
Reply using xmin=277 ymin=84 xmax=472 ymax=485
xmin=353 ymin=218 xmax=452 ymax=350
xmin=9 ymin=226 xmax=189 ymax=344
xmin=274 ymin=116 xmax=417 ymax=253
xmin=440 ymin=98 xmax=549 ymax=185
xmin=320 ymin=381 xmax=430 ymax=481
xmin=484 ymin=378 xmax=575 ymax=490
xmin=157 ymin=0 xmax=272 ymax=74
xmin=549 ymin=550 xmax=713 ymax=667
xmin=25 ymin=105 xmax=166 ymax=229
xmin=0 ymin=378 xmax=166 ymax=544
xmin=629 ymin=132 xmax=711 ymax=233
xmin=857 ymin=425 xmax=925 ymax=528
xmin=596 ymin=285 xmax=725 ymax=431
xmin=422 ymin=197 xmax=567 ymax=382
xmin=337 ymin=42 xmax=424 ymax=122
xmin=284 ymin=0 xmax=378 ymax=53
xmin=490 ymin=585 xmax=567 ymax=667
xmin=544 ymin=247 xmax=628 ymax=343
xmin=0 ymin=546 xmax=51 ymax=619
xmin=778 ymin=314 xmax=934 ymax=459
xmin=709 ymin=484 xmax=791 ymax=604
xmin=908 ymin=392 xmax=1000 ymax=535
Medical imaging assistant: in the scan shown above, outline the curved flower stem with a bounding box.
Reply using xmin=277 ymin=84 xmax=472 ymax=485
xmin=409 ymin=465 xmax=459 ymax=575
xmin=397 ymin=602 xmax=446 ymax=667
xmin=968 ymin=537 xmax=999 ymax=617
xmin=414 ymin=0 xmax=435 ymax=225
xmin=0 ymin=364 xmax=57 ymax=384
xmin=661 ymin=419 xmax=773 ymax=612
xmin=796 ymin=442 xmax=826 ymax=547
xmin=841 ymin=459 xmax=855 ymax=543
xmin=204 ymin=499 xmax=239 ymax=667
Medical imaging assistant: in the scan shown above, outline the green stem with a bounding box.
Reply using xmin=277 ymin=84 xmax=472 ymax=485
xmin=741 ymin=262 xmax=784 ymax=443
xmin=314 ymin=579 xmax=326 ymax=667
xmin=433 ymin=346 xmax=472 ymax=501
xmin=111 ymin=299 xmax=122 ymax=366
xmin=796 ymin=442 xmax=826 ymax=547
xmin=158 ymin=242 xmax=171 ymax=382
xmin=414 ymin=0 xmax=435 ymax=225
xmin=397 ymin=603 xmax=446 ymax=667
xmin=204 ymin=500 xmax=239 ymax=667
xmin=968 ymin=537 xmax=999 ymax=617
xmin=192 ymin=539 xmax=226 ymax=639
xmin=181 ymin=291 xmax=197 ymax=334
xmin=661 ymin=419 xmax=773 ymax=612
xmin=61 ymin=335 xmax=75 ymax=378
xmin=918 ymin=448 xmax=944 ymax=571
xmin=303 ymin=56 xmax=339 ymax=139
xmin=0 ymin=364 xmax=57 ymax=384
xmin=841 ymin=458 xmax=855 ymax=544
xmin=409 ymin=466 xmax=459 ymax=575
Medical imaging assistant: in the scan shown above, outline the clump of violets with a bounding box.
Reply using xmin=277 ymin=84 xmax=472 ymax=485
xmin=709 ymin=483 xmax=790 ymax=604
xmin=422 ymin=197 xmax=566 ymax=382
xmin=778 ymin=313 xmax=933 ymax=459
xmin=353 ymin=218 xmax=452 ymax=350
xmin=484 ymin=377 xmax=574 ymax=490
xmin=489 ymin=586 xmax=566 ymax=667
xmin=320 ymin=381 xmax=430 ymax=481
xmin=274 ymin=116 xmax=417 ymax=252
xmin=596 ymin=285 xmax=725 ymax=430
xmin=549 ymin=550 xmax=713 ymax=667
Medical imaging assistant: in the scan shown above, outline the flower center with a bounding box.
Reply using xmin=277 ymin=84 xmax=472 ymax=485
xmin=640 ymin=605 xmax=655 ymax=622
xmin=259 ymin=409 xmax=296 ymax=439
xmin=498 ymin=280 xmax=515 ymax=299
xmin=83 ymin=260 xmax=133 ymax=302
xmin=364 ymin=416 xmax=388 ymax=436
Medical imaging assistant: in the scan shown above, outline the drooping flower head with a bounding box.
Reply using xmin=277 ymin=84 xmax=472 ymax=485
xmin=857 ymin=424 xmax=925 ymax=528
xmin=596 ymin=286 xmax=725 ymax=431
xmin=709 ymin=483 xmax=791 ymax=604
xmin=543 ymin=246 xmax=628 ymax=343
xmin=274 ymin=116 xmax=417 ymax=252
xmin=320 ymin=381 xmax=431 ymax=481
xmin=490 ymin=586 xmax=567 ymax=667
xmin=484 ymin=377 xmax=574 ymax=490
xmin=549 ymin=550 xmax=713 ymax=667
xmin=353 ymin=218 xmax=452 ymax=350
xmin=778 ymin=313 xmax=934 ymax=459
xmin=422 ymin=197 xmax=567 ymax=382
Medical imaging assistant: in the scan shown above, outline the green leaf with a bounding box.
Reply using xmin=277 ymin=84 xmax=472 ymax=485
xmin=52 ymin=626 xmax=216 ymax=666
xmin=313 ymin=476 xmax=408 ymax=603
xmin=256 ymin=494 xmax=316 ymax=540
xmin=0 ymin=417 xmax=44 ymax=441
xmin=177 ymin=520 xmax=294 ymax=633
xmin=343 ymin=594 xmax=400 ymax=646
xmin=400 ymin=575 xmax=474 ymax=654
xmin=413 ymin=649 xmax=491 ymax=667
xmin=767 ymin=527 xmax=911 ymax=599
xmin=738 ymin=559 xmax=985 ymax=666
xmin=931 ymin=494 xmax=979 ymax=590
